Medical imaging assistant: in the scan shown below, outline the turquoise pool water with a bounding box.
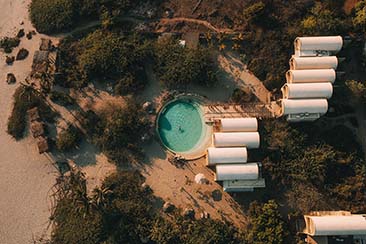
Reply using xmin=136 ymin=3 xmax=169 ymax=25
xmin=158 ymin=99 xmax=205 ymax=153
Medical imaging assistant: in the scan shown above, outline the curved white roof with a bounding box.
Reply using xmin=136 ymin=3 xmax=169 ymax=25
xmin=282 ymin=83 xmax=333 ymax=99
xmin=215 ymin=163 xmax=259 ymax=181
xmin=290 ymin=56 xmax=338 ymax=70
xmin=282 ymin=99 xmax=328 ymax=115
xmin=305 ymin=215 xmax=366 ymax=236
xmin=220 ymin=118 xmax=258 ymax=132
xmin=294 ymin=36 xmax=343 ymax=52
xmin=286 ymin=69 xmax=336 ymax=84
xmin=207 ymin=147 xmax=247 ymax=166
xmin=213 ymin=132 xmax=260 ymax=148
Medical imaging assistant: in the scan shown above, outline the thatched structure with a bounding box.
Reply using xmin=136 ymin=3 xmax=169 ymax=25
xmin=30 ymin=121 xmax=45 ymax=138
xmin=37 ymin=136 xmax=49 ymax=154
xmin=27 ymin=107 xmax=40 ymax=122
xmin=40 ymin=38 xmax=52 ymax=51
xmin=32 ymin=50 xmax=49 ymax=73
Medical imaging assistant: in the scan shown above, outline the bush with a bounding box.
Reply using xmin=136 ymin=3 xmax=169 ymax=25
xmin=154 ymin=39 xmax=218 ymax=88
xmin=30 ymin=0 xmax=77 ymax=33
xmin=246 ymin=200 xmax=289 ymax=244
xmin=7 ymin=85 xmax=57 ymax=139
xmin=56 ymin=125 xmax=81 ymax=151
xmin=50 ymin=91 xmax=75 ymax=106
xmin=0 ymin=37 xmax=20 ymax=53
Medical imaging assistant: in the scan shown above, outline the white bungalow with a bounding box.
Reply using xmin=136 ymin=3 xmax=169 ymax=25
xmin=286 ymin=69 xmax=336 ymax=84
xmin=219 ymin=118 xmax=258 ymax=132
xmin=215 ymin=163 xmax=259 ymax=181
xmin=281 ymin=83 xmax=333 ymax=99
xmin=213 ymin=132 xmax=260 ymax=149
xmin=206 ymin=147 xmax=247 ymax=166
xmin=302 ymin=212 xmax=366 ymax=244
xmin=294 ymin=36 xmax=343 ymax=57
xmin=289 ymin=56 xmax=338 ymax=70
xmin=281 ymin=99 xmax=328 ymax=116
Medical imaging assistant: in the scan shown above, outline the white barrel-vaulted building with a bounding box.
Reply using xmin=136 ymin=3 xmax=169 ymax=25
xmin=219 ymin=118 xmax=258 ymax=132
xmin=281 ymin=99 xmax=328 ymax=115
xmin=213 ymin=132 xmax=260 ymax=148
xmin=281 ymin=83 xmax=333 ymax=99
xmin=286 ymin=69 xmax=336 ymax=83
xmin=207 ymin=147 xmax=247 ymax=166
xmin=289 ymin=56 xmax=338 ymax=70
xmin=215 ymin=163 xmax=259 ymax=181
xmin=304 ymin=214 xmax=366 ymax=236
xmin=294 ymin=36 xmax=343 ymax=52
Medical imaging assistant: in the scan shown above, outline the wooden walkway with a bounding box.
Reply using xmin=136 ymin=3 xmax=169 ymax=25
xmin=203 ymin=102 xmax=279 ymax=122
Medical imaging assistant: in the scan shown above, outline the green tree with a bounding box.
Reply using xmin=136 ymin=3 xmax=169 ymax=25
xmin=247 ymin=200 xmax=288 ymax=244
xmin=243 ymin=2 xmax=266 ymax=26
xmin=353 ymin=0 xmax=366 ymax=32
xmin=56 ymin=125 xmax=81 ymax=151
xmin=30 ymin=0 xmax=77 ymax=33
xmin=346 ymin=80 xmax=366 ymax=103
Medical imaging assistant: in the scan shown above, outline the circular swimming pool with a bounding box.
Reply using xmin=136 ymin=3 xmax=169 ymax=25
xmin=157 ymin=98 xmax=208 ymax=155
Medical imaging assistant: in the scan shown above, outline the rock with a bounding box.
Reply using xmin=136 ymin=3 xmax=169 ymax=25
xmin=16 ymin=48 xmax=29 ymax=60
xmin=5 ymin=56 xmax=15 ymax=65
xmin=20 ymin=21 xmax=24 ymax=25
xmin=16 ymin=29 xmax=25 ymax=38
xmin=141 ymin=182 xmax=151 ymax=192
xmin=183 ymin=208 xmax=195 ymax=219
xmin=195 ymin=173 xmax=209 ymax=184
xmin=211 ymin=189 xmax=222 ymax=201
xmin=163 ymin=202 xmax=175 ymax=213
xmin=200 ymin=211 xmax=210 ymax=219
xmin=6 ymin=73 xmax=16 ymax=84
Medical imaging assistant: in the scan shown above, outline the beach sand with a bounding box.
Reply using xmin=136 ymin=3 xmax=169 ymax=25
xmin=0 ymin=1 xmax=58 ymax=243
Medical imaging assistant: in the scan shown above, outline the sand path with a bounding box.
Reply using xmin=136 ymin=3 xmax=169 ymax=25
xmin=0 ymin=1 xmax=59 ymax=243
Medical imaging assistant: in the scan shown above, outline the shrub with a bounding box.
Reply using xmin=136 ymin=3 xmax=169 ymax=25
xmin=56 ymin=125 xmax=81 ymax=151
xmin=29 ymin=0 xmax=77 ymax=33
xmin=246 ymin=200 xmax=289 ymax=244
xmin=7 ymin=85 xmax=57 ymax=139
xmin=50 ymin=91 xmax=75 ymax=106
xmin=0 ymin=37 xmax=20 ymax=53
xmin=154 ymin=39 xmax=218 ymax=88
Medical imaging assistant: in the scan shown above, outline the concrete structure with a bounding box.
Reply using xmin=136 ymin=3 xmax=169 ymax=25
xmin=294 ymin=36 xmax=343 ymax=54
xmin=215 ymin=163 xmax=259 ymax=181
xmin=282 ymin=83 xmax=333 ymax=99
xmin=213 ymin=132 xmax=260 ymax=149
xmin=281 ymin=99 xmax=328 ymax=115
xmin=302 ymin=211 xmax=366 ymax=244
xmin=219 ymin=118 xmax=258 ymax=132
xmin=286 ymin=69 xmax=336 ymax=84
xmin=290 ymin=56 xmax=338 ymax=70
xmin=206 ymin=147 xmax=247 ymax=166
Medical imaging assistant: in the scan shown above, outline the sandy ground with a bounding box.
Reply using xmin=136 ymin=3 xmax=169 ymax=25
xmin=0 ymin=1 xmax=117 ymax=243
xmin=0 ymin=1 xmax=59 ymax=243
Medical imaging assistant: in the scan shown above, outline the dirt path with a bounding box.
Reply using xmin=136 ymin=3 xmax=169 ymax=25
xmin=157 ymin=17 xmax=234 ymax=33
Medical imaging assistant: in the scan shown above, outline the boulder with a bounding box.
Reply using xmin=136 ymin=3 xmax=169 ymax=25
xmin=183 ymin=208 xmax=195 ymax=219
xmin=5 ymin=56 xmax=15 ymax=65
xmin=16 ymin=48 xmax=29 ymax=60
xmin=163 ymin=202 xmax=175 ymax=213
xmin=195 ymin=173 xmax=209 ymax=184
xmin=6 ymin=73 xmax=16 ymax=84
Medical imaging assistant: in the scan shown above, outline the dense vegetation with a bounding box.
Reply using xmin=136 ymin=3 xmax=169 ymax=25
xmin=50 ymin=170 xmax=246 ymax=244
xmin=240 ymin=0 xmax=360 ymax=90
xmin=7 ymin=85 xmax=57 ymax=139
xmin=261 ymin=119 xmax=366 ymax=213
xmin=0 ymin=37 xmax=20 ymax=53
xmin=29 ymin=0 xmax=146 ymax=33
xmin=79 ymin=99 xmax=149 ymax=166
xmin=56 ymin=125 xmax=81 ymax=151
xmin=154 ymin=39 xmax=218 ymax=88
xmin=57 ymin=30 xmax=150 ymax=93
